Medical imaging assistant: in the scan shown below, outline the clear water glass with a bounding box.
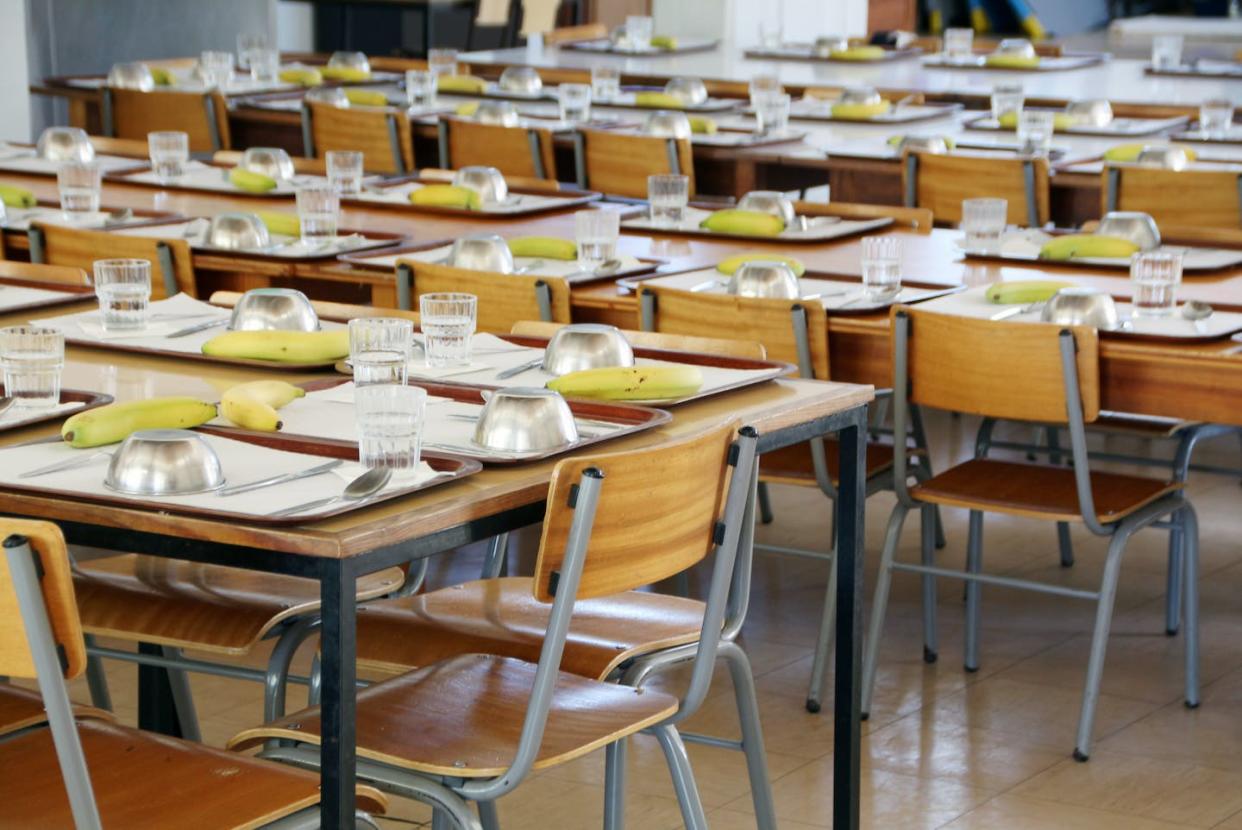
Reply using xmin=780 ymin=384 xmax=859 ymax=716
xmin=428 ymin=48 xmax=458 ymax=77
xmin=1200 ymin=98 xmax=1234 ymax=138
xmin=296 ymin=183 xmax=340 ymax=244
xmin=759 ymin=18 xmax=783 ymax=50
xmin=1151 ymin=34 xmax=1183 ymax=71
xmin=626 ymin=15 xmax=654 ymax=50
xmin=0 ymin=327 xmax=64 ymax=409
xmin=749 ymin=74 xmax=782 ymax=108
xmin=991 ymin=82 xmax=1025 ymax=122
xmin=93 ymin=259 xmax=152 ymax=332
xmin=326 ymin=150 xmax=364 ymax=195
xmin=249 ymin=48 xmax=280 ymax=83
xmin=943 ymin=28 xmax=974 ymax=63
xmin=200 ymin=50 xmax=234 ymax=89
xmin=860 ymin=236 xmax=902 ymax=299
xmin=405 ymin=69 xmax=437 ymax=108
xmin=420 ymin=293 xmax=477 ymax=368
xmin=148 ymin=131 xmax=188 ymax=184
xmin=1017 ymin=110 xmax=1055 ymax=156
xmin=648 ymin=174 xmax=689 ymax=227
xmin=355 ymin=384 xmax=427 ymax=478
xmin=1131 ymin=250 xmax=1183 ymax=317
xmin=961 ymin=198 xmax=1008 ymax=251
xmin=350 ymin=317 xmax=413 ymax=386
xmin=575 ymin=209 xmax=620 ymax=270
xmin=57 ymin=161 xmax=101 ymax=216
xmin=591 ymin=65 xmax=621 ymax=100
xmin=558 ymin=83 xmax=592 ymax=123
xmin=236 ymin=32 xmax=267 ymax=70
xmin=754 ymin=92 xmax=791 ymax=135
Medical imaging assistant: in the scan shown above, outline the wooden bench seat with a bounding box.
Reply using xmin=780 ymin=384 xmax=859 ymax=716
xmin=0 ymin=684 xmax=111 ymax=737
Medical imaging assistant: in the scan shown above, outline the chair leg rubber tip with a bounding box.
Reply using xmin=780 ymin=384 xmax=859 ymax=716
xmin=1166 ymin=627 xmax=1180 ymax=637
xmin=860 ymin=711 xmax=870 ymax=721
xmin=805 ymin=699 xmax=821 ymax=713
xmin=923 ymin=646 xmax=938 ymax=664
xmin=964 ymin=664 xmax=979 ymax=673
xmin=1073 ymin=749 xmax=1089 ymax=763
xmin=1185 ymin=699 xmax=1201 ymax=710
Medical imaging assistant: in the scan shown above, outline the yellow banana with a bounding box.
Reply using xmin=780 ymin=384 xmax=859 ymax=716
xmin=344 ymin=89 xmax=389 ymax=107
xmin=700 ymin=209 xmax=785 ymax=237
xmin=689 ymin=116 xmax=718 ymax=134
xmin=202 ymin=329 xmax=350 ymax=364
xmin=635 ymin=92 xmax=686 ymax=109
xmin=229 ymin=168 xmax=278 ymax=193
xmin=651 ymin=35 xmax=679 ymax=50
xmin=547 ymin=365 xmax=703 ymax=401
xmin=984 ymin=279 xmax=1077 ymax=305
xmin=830 ymin=46 xmax=887 ymax=61
xmin=831 ymin=101 xmax=892 ymax=120
xmin=256 ymin=210 xmax=301 ymax=238
xmin=279 ymin=67 xmax=323 ymax=86
xmin=508 ymin=236 xmax=576 ymax=260
xmin=437 ymin=74 xmax=487 ymax=94
xmin=0 ymin=185 xmax=36 ymax=208
xmin=1103 ymin=143 xmax=1197 ymax=163
xmin=61 ymin=397 xmax=218 ymax=448
xmin=998 ymin=111 xmax=1074 ymax=130
xmin=717 ymin=252 xmax=805 ymax=277
xmin=320 ymin=66 xmax=371 ymax=82
xmin=985 ymin=54 xmax=1041 ymax=69
xmin=409 ymin=184 xmax=481 ymax=210
xmin=220 ymin=380 xmax=306 ymax=432
xmin=1038 ymin=234 xmax=1139 ymax=261
xmin=455 ymin=102 xmax=480 ymax=117
xmin=147 ymin=66 xmax=176 ymax=86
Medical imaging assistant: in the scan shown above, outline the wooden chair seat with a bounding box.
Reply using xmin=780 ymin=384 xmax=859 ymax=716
xmin=759 ymin=440 xmax=895 ymax=487
xmin=0 ymin=684 xmax=111 ymax=737
xmin=354 ymin=577 xmax=706 ymax=679
xmin=72 ymin=554 xmax=404 ymax=655
xmin=1091 ymin=413 xmax=1198 ymax=439
xmin=910 ymin=459 xmax=1181 ymax=523
xmin=229 ymin=653 xmax=678 ymax=778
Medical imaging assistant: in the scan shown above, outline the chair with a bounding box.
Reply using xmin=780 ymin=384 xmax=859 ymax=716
xmin=0 ymin=519 xmax=387 ymax=828
xmin=102 ymin=87 xmax=230 ymax=153
xmin=437 ymin=118 xmax=557 ymax=181
xmin=903 ymin=151 xmax=1051 ymax=227
xmin=510 ymin=319 xmax=768 ymax=360
xmin=28 ymin=223 xmax=195 ymax=299
xmin=302 ymin=101 xmax=415 ymax=175
xmin=212 ymin=150 xmax=328 ymax=176
xmin=418 ymin=166 xmax=562 ymax=194
xmin=1102 ymin=165 xmax=1242 ymax=231
xmin=573 ymin=130 xmax=695 ymax=200
xmin=861 ymin=307 xmax=1199 ymax=760
xmin=796 ymin=199 xmax=934 ymax=233
xmin=396 ymin=259 xmax=571 ymax=330
xmin=543 ymin=22 xmax=608 ymax=45
xmin=230 ymin=423 xmax=762 ymax=830
xmin=0 ymin=260 xmax=91 ymax=286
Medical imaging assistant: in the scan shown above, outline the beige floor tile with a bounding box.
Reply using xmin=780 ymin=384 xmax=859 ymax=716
xmin=1097 ymin=701 xmax=1242 ymax=773
xmin=940 ymin=793 xmax=1202 ymax=829
xmin=491 ymin=774 xmax=687 ymax=830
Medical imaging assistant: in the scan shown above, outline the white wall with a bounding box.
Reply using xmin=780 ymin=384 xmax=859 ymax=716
xmin=655 ymin=0 xmax=868 ymax=46
xmin=2 ymin=0 xmax=31 ymax=141
xmin=276 ymin=0 xmax=315 ymax=52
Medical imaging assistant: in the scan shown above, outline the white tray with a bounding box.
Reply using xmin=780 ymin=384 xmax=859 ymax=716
xmin=342 ymin=243 xmax=651 ymax=283
xmin=965 ymin=113 xmax=1189 ymax=137
xmin=784 ymin=100 xmax=961 ymax=125
xmin=622 ymin=206 xmax=892 ymax=243
xmin=960 ymin=230 xmax=1242 ymax=273
xmin=0 ymin=148 xmax=146 ymax=177
xmin=112 ymin=219 xmax=398 ymax=260
xmin=114 ymin=161 xmax=320 ymax=196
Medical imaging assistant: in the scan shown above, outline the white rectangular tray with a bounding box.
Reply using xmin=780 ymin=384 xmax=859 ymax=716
xmin=960 ymin=230 xmax=1242 ymax=273
xmin=622 ymin=206 xmax=891 ymax=243
xmin=964 ymin=113 xmax=1189 ymax=138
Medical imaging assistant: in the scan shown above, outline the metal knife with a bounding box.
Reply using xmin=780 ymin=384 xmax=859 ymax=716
xmin=216 ymin=459 xmax=344 ymax=497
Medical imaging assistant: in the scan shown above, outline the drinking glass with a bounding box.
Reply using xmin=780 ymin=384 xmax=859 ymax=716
xmin=1200 ymin=98 xmax=1234 ymax=138
xmin=860 ymin=236 xmax=902 ymax=299
xmin=57 ymin=161 xmax=101 ymax=216
xmin=200 ymin=50 xmax=234 ymax=89
xmin=1017 ymin=110 xmax=1055 ymax=156
xmin=0 ymin=327 xmax=64 ymax=409
xmin=428 ymin=48 xmax=458 ymax=77
xmin=575 ymin=209 xmax=620 ymax=270
xmin=296 ymin=183 xmax=339 ymax=244
xmin=350 ymin=317 xmax=413 ymax=386
xmin=558 ymin=83 xmax=592 ymax=123
xmin=355 ymin=384 xmax=427 ymax=478
xmin=626 ymin=15 xmax=654 ymax=50
xmin=93 ymin=259 xmax=152 ymax=332
xmin=749 ymin=74 xmax=782 ymax=108
xmin=943 ymin=28 xmax=974 ymax=63
xmin=147 ymin=131 xmax=189 ymax=185
xmin=249 ymin=48 xmax=280 ymax=83
xmin=758 ymin=18 xmax=783 ymax=50
xmin=591 ymin=65 xmax=621 ymax=101
xmin=990 ymin=82 xmax=1025 ymax=122
xmin=754 ymin=92 xmax=791 ymax=135
xmin=648 ymin=174 xmax=689 ymax=227
xmin=1131 ymin=250 xmax=1183 ymax=317
xmin=420 ymin=293 xmax=477 ymax=368
xmin=326 ymin=150 xmax=364 ymax=195
xmin=1151 ymin=35 xmax=1183 ymax=71
xmin=960 ymin=198 xmax=1008 ymax=252
xmin=236 ymin=32 xmax=267 ymax=70
xmin=405 ymin=69 xmax=437 ymax=108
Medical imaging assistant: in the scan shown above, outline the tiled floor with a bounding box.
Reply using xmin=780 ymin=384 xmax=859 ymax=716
xmin=34 ymin=411 xmax=1242 ymax=828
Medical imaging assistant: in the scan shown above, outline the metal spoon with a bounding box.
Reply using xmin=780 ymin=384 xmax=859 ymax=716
xmin=1182 ymin=300 xmax=1213 ymax=334
xmin=267 ymin=466 xmax=392 ymax=518
xmin=496 ymin=357 xmax=545 ymax=379
xmin=104 ymin=208 xmax=134 ymax=226
xmin=216 ymin=459 xmax=344 ymax=497
xmin=566 ymin=258 xmax=624 ymax=281
xmin=513 ymin=259 xmax=547 ymax=275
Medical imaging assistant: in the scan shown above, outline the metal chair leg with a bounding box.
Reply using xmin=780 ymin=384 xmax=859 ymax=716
xmin=909 ymin=405 xmax=946 ymax=549
xmin=431 ymin=808 xmax=452 ymax=830
xmin=1057 ymin=523 xmax=1075 ymax=567
xmin=963 ymin=511 xmax=984 ymax=672
xmin=264 ymin=618 xmax=320 ymax=722
xmin=603 ymin=738 xmax=627 ymax=830
xmin=308 ymin=653 xmax=322 ymax=706
xmin=480 ymin=533 xmax=510 ymax=579
xmin=1165 ymin=522 xmax=1183 ymax=636
xmin=1181 ymin=505 xmax=1201 ymax=709
xmin=921 ymin=504 xmax=939 ymax=664
xmin=756 ymin=481 xmax=775 ymax=525
xmin=720 ymin=642 xmax=777 ymax=830
xmin=1074 ymin=528 xmax=1131 ymax=761
xmin=861 ymin=503 xmax=912 ymax=717
xmin=83 ymin=635 xmax=112 ymax=711
xmin=477 ymin=800 xmax=500 ymax=830
xmin=804 ymin=542 xmax=836 ymax=712
xmin=652 ymin=725 xmax=708 ymax=830
xmin=160 ymin=646 xmax=201 ymax=742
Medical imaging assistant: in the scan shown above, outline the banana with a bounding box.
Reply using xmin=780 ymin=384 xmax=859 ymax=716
xmin=650 ymin=35 xmax=679 ymax=50
xmin=437 ymin=74 xmax=487 ymax=94
xmin=547 ymin=365 xmax=704 ymax=401
xmin=220 ymin=380 xmax=306 ymax=432
xmin=256 ymin=210 xmax=301 ymax=238
xmin=717 ymin=252 xmax=806 ymax=277
xmin=344 ymin=89 xmax=389 ymax=107
xmin=700 ymin=209 xmax=785 ymax=237
xmin=0 ymin=185 xmax=36 ymax=208
xmin=635 ymin=92 xmax=686 ymax=109
xmin=508 ymin=236 xmax=576 ymax=260
xmin=455 ymin=102 xmax=480 ymax=117
xmin=229 ymin=168 xmax=278 ymax=193
xmin=61 ymin=397 xmax=218 ymax=448
xmin=985 ymin=54 xmax=1041 ymax=69
xmin=1103 ymin=143 xmax=1197 ymax=163
xmin=886 ymin=134 xmax=956 ymax=149
xmin=409 ymin=185 xmax=481 ymax=210
xmin=689 ymin=116 xmax=718 ymax=134
xmin=279 ymin=67 xmax=323 ymax=86
xmin=984 ymin=279 xmax=1077 ymax=305
xmin=830 ymin=46 xmax=888 ymax=61
xmin=320 ymin=66 xmax=371 ymax=82
xmin=998 ymin=111 xmax=1075 ymax=130
xmin=1038 ymin=234 xmax=1139 ymax=261
xmin=148 ymin=66 xmax=176 ymax=86
xmin=831 ymin=101 xmax=892 ymax=120
xmin=202 ymin=329 xmax=350 ymax=364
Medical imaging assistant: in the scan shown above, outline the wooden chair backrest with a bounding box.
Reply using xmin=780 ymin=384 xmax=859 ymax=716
xmin=543 ymin=23 xmax=608 ymax=45
xmin=903 ymin=151 xmax=1051 ymax=227
xmin=305 ymin=102 xmax=415 ymax=175
xmin=417 ymin=167 xmax=561 ymax=194
xmin=0 ymin=520 xmax=86 ymax=681
xmin=86 ymin=136 xmax=149 ymax=159
xmin=33 ymin=224 xmax=195 ymax=299
xmin=400 ymin=260 xmax=571 ymax=332
xmin=642 ymin=286 xmax=829 ymax=378
xmin=576 ymin=130 xmax=695 ymax=200
xmin=107 ymin=88 xmax=230 ymax=152
xmin=510 ymin=320 xmax=767 ymax=359
xmin=533 ymin=420 xmax=739 ymax=602
xmin=795 ymin=199 xmax=934 ymax=233
xmin=439 ymin=119 xmax=557 ymax=181
xmin=0 ymin=261 xmax=91 ymax=286
xmin=212 ymin=150 xmax=328 ymax=175
xmin=1104 ymin=166 xmax=1242 ymax=230
xmin=900 ymin=306 xmax=1099 ymax=424
xmin=208 ymin=291 xmax=420 ymax=324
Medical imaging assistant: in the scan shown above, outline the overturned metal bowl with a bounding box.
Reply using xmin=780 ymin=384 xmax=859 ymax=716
xmin=609 ymin=26 xmax=633 ymax=48
xmin=327 ymin=51 xmax=370 ymax=73
xmin=474 ymin=100 xmax=520 ymax=126
xmin=737 ymin=191 xmax=797 ymax=227
xmin=1066 ymin=99 xmax=1113 ymax=128
xmin=664 ymin=76 xmax=708 ymax=106
xmin=839 ymin=85 xmax=882 ymax=106
xmin=1096 ymin=211 xmax=1161 ymax=251
xmin=644 ymin=110 xmax=692 ymax=139
xmin=450 ymin=233 xmax=515 ymax=274
xmin=239 ymin=147 xmax=295 ymax=181
xmin=994 ymin=38 xmax=1037 ymax=59
xmin=107 ymin=61 xmax=155 ymax=91
xmin=1040 ymin=287 xmax=1119 ymax=329
xmin=305 ymin=86 xmax=351 ymax=107
xmin=452 ymin=166 xmax=508 ymax=205
xmin=1137 ymin=144 xmax=1192 ymax=171
xmin=813 ymin=36 xmax=850 ymax=58
xmin=206 ymin=212 xmax=271 ymax=250
xmin=228 ymin=287 xmax=320 ymax=332
xmin=472 ymin=387 xmax=579 ymax=452
xmin=37 ymin=127 xmax=95 ymax=163
xmin=894 ymin=134 xmax=951 ymax=154
xmin=104 ymin=429 xmax=225 ymax=496
xmin=498 ymin=65 xmax=543 ymax=94
xmin=542 ymin=324 xmax=635 ymax=376
xmin=728 ymin=261 xmax=800 ymax=299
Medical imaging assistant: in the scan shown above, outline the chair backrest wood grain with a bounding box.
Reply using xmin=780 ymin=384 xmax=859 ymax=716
xmin=304 ymin=102 xmax=415 ymax=175
xmin=575 ymin=130 xmax=695 ymax=199
xmin=208 ymin=291 xmax=419 ymax=324
xmin=399 ymin=260 xmax=571 ymax=332
xmin=106 ymin=88 xmax=230 ymax=152
xmin=438 ymin=119 xmax=557 ymax=181
xmin=0 ymin=521 xmax=86 ymax=681
xmin=31 ymin=224 xmax=195 ymax=299
xmin=900 ymin=306 xmax=1100 ymax=424
xmin=903 ymin=151 xmax=1050 ymax=227
xmin=510 ymin=320 xmax=767 ymax=359
xmin=86 ymin=136 xmax=149 ymax=159
xmin=533 ymin=420 xmax=739 ymax=602
xmin=1104 ymin=165 xmax=1242 ymax=230
xmin=543 ymin=22 xmax=608 ymax=44
xmin=795 ymin=199 xmax=934 ymax=233
xmin=0 ymin=261 xmax=90 ymax=286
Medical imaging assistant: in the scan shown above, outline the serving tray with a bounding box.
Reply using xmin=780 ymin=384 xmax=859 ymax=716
xmin=0 ymin=276 xmax=95 ymax=315
xmin=781 ymin=100 xmax=961 ymax=125
xmin=963 ymin=113 xmax=1189 ymax=138
xmin=923 ymin=52 xmax=1108 ymax=71
xmin=958 ymin=230 xmax=1242 ymax=273
xmin=744 ymin=45 xmax=922 ymax=63
xmin=563 ymin=38 xmax=720 ymax=56
xmin=1145 ymin=61 xmax=1242 ymax=80
xmin=348 ymin=177 xmax=601 ymax=217
xmin=112 ymin=219 xmax=404 ymax=261
xmin=2 ymin=202 xmax=183 ymax=233
xmin=109 ymin=160 xmax=318 ymax=197
xmin=1170 ymin=125 xmax=1242 ymax=146
xmin=622 ymin=205 xmax=892 ymax=243
xmin=0 ymin=387 xmax=113 ymax=434
xmin=0 ymin=144 xmax=147 ymax=177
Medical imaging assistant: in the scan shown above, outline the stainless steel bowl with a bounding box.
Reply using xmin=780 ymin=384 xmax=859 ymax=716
xmin=305 ymin=86 xmax=351 ymax=107
xmin=994 ymin=38 xmax=1037 ymax=59
xmin=206 ymin=212 xmax=271 ymax=250
xmin=813 ymin=36 xmax=850 ymax=58
xmin=228 ymin=287 xmax=320 ymax=332
xmin=474 ymin=100 xmax=520 ymax=126
xmin=1096 ymin=211 xmax=1162 ymax=251
xmin=498 ymin=65 xmax=543 ymax=94
xmin=644 ymin=110 xmax=692 ymax=139
xmin=36 ymin=127 xmax=95 ymax=163
xmin=542 ymin=324 xmax=635 ymax=376
xmin=610 ymin=26 xmax=633 ymax=48
xmin=239 ymin=147 xmax=295 ymax=181
xmin=472 ymin=387 xmax=579 ymax=452
xmin=1137 ymin=144 xmax=1192 ymax=171
xmin=839 ymin=85 xmax=882 ymax=106
xmin=190 ymin=63 xmax=213 ymax=86
xmin=728 ymin=261 xmax=801 ymax=299
xmin=664 ymin=77 xmax=708 ymax=106
xmin=894 ymin=134 xmax=951 ymax=154
xmin=449 ymin=233 xmax=515 ymax=274
xmin=452 ymin=166 xmax=509 ymax=205
xmin=107 ymin=61 xmax=155 ymax=91
xmin=327 ymin=51 xmax=370 ymax=73
xmin=1066 ymin=99 xmax=1114 ymax=128
xmin=104 ymin=429 xmax=225 ymax=496
xmin=737 ymin=191 xmax=798 ymax=227
xmin=1040 ymin=287 xmax=1120 ymax=329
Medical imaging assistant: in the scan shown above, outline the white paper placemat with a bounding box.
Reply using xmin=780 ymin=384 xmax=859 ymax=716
xmin=2 ymin=206 xmax=116 ymax=232
xmin=352 ymin=181 xmax=572 ymax=214
xmin=118 ymin=162 xmax=320 ymax=196
xmin=352 ymin=243 xmax=647 ymax=281
xmin=112 ymin=220 xmax=390 ymax=259
xmin=0 ymin=285 xmax=86 ymax=313
xmin=636 ymin=268 xmax=959 ymax=312
xmin=966 ymin=114 xmax=1188 ymax=137
xmin=623 ymin=207 xmax=892 ymax=242
xmin=961 ymin=230 xmax=1242 ymax=272
xmin=0 ymin=151 xmax=146 ymax=177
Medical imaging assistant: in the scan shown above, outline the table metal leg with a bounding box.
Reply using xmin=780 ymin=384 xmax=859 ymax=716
xmin=137 ymin=642 xmax=182 ymax=737
xmin=320 ymin=560 xmax=358 ymax=829
xmin=833 ymin=410 xmax=865 ymax=830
